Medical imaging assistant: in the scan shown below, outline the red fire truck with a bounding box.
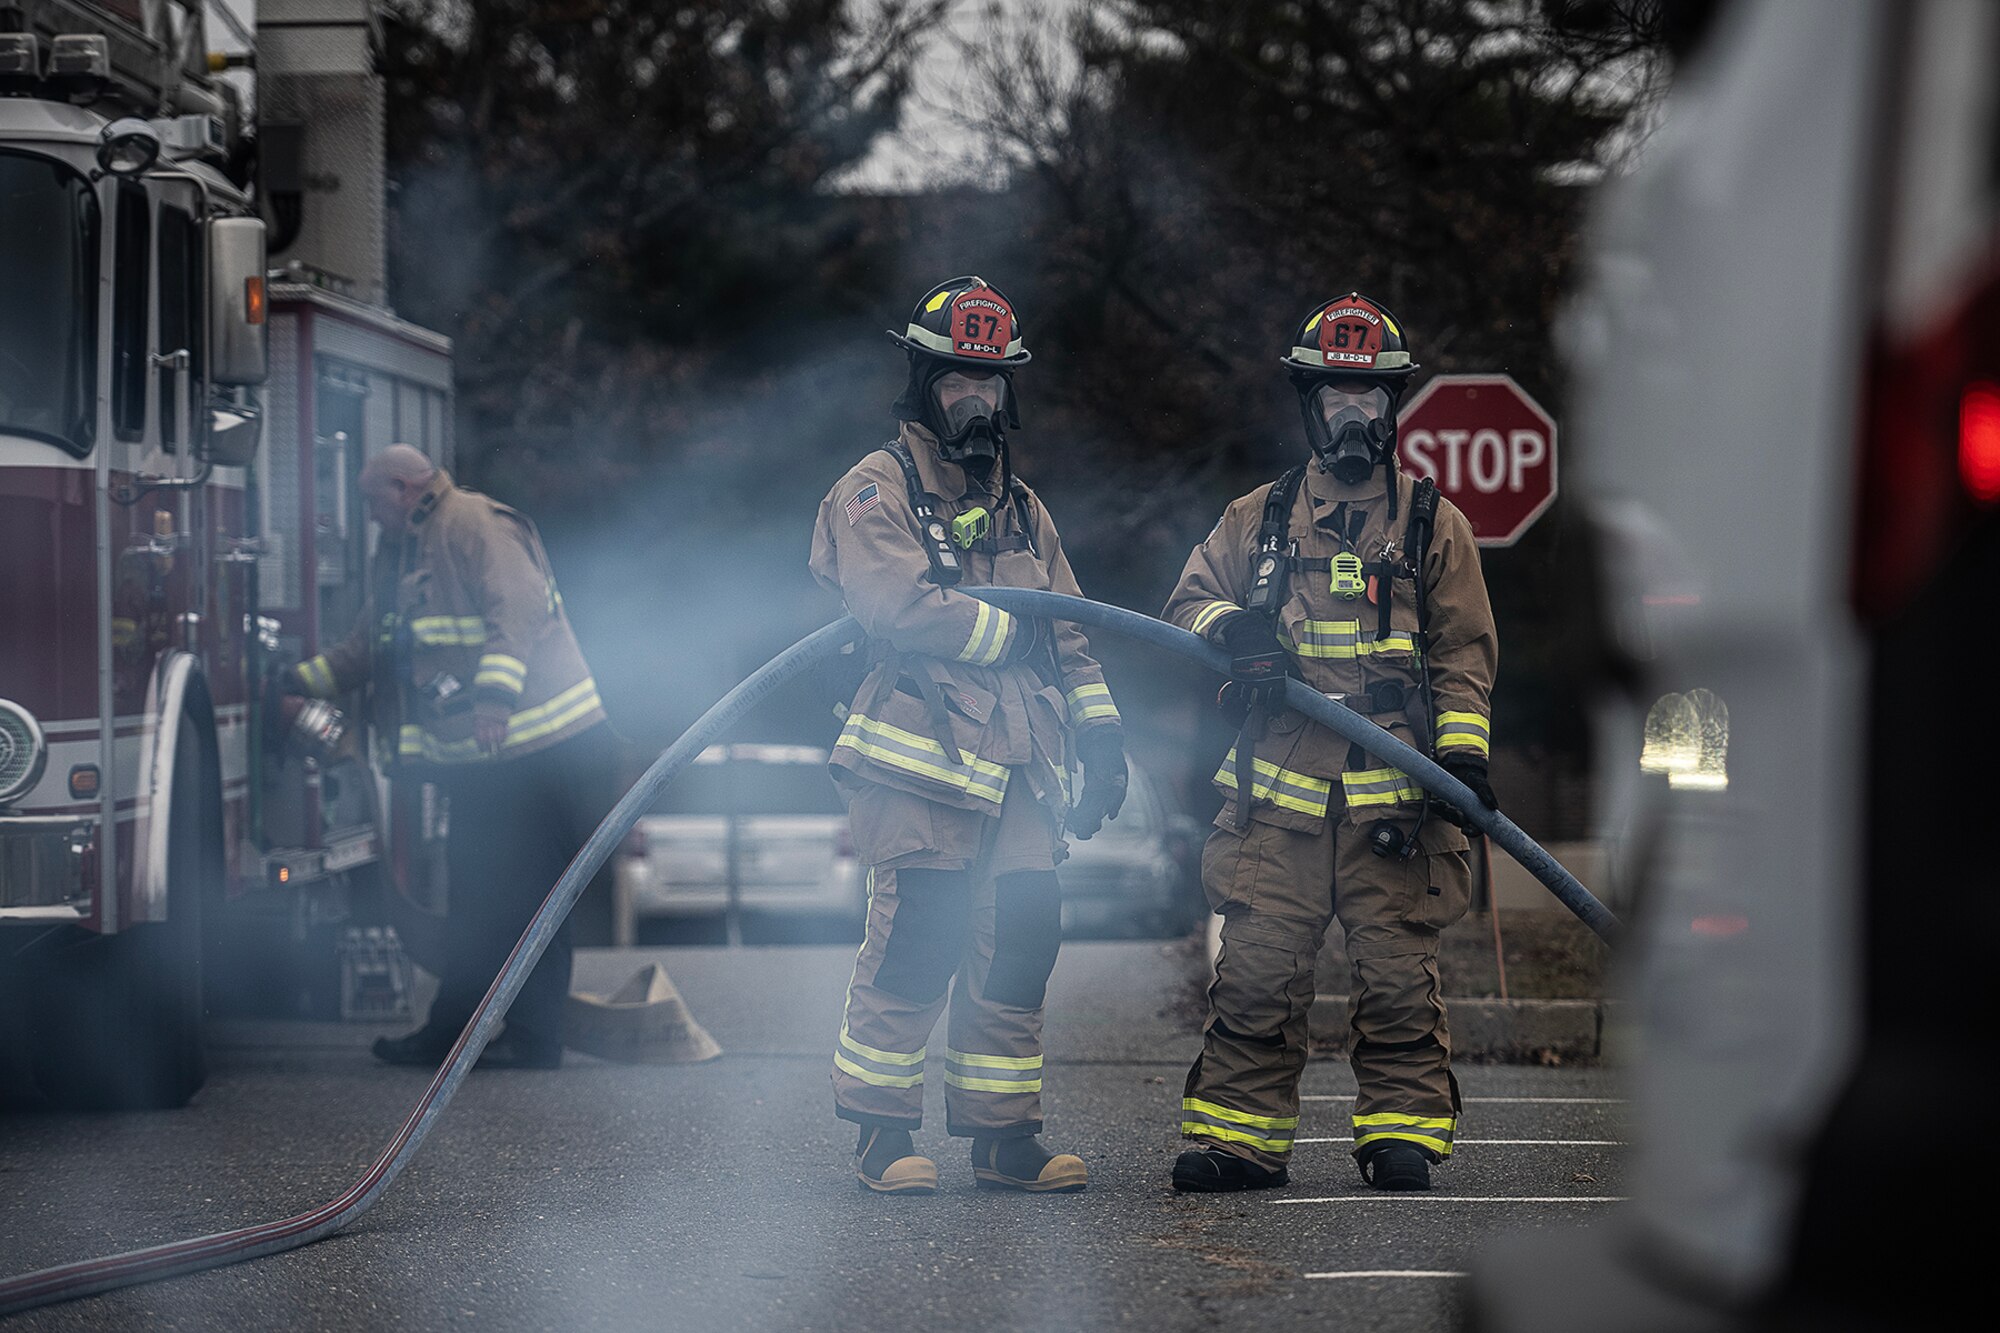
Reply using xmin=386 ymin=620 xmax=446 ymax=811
xmin=0 ymin=0 xmax=451 ymax=1108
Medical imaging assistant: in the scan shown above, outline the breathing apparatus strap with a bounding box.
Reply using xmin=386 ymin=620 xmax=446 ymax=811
xmin=881 ymin=441 xmax=965 ymax=587
xmin=1398 ymin=476 xmax=1442 ymax=849
xmin=1242 ymin=465 xmax=1307 ymax=619
xmin=1227 ymin=466 xmax=1307 ymax=826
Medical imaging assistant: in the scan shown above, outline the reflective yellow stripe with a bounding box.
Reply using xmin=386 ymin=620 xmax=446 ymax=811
xmin=299 ymin=656 xmax=336 ymax=697
xmin=1353 ymin=1112 xmax=1455 ymax=1157
xmin=956 ymin=601 xmax=1015 ymax=667
xmin=1341 ymin=765 xmax=1422 ymax=808
xmin=945 ymin=1047 xmax=1042 ymax=1071
xmin=1353 ymin=1113 xmax=1454 ymax=1129
xmin=834 ymin=1053 xmax=925 ymax=1089
xmin=1183 ymin=1097 xmax=1300 ymax=1131
xmin=944 ymin=1071 xmax=1043 ymax=1094
xmin=1180 ymin=1122 xmax=1295 ymax=1152
xmin=1436 ymin=710 xmax=1491 ymax=757
xmin=1191 ymin=600 xmax=1241 ymax=636
xmin=1354 ymin=1129 xmax=1454 ymax=1156
xmin=1290 ymin=618 xmax=1417 ymax=659
xmin=843 ymin=1027 xmax=925 ymax=1066
xmin=408 ymin=615 xmax=487 ymax=646
xmin=1213 ymin=750 xmax=1333 ymax=817
xmin=1064 ymin=682 xmax=1120 ymax=723
xmin=834 ymin=714 xmax=1010 ymax=805
xmin=475 ymin=653 xmax=527 ymax=692
xmin=396 ymin=679 xmax=603 ymax=762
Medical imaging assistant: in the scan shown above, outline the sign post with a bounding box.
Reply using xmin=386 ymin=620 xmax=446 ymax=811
xmin=1396 ymin=375 xmax=1559 ymax=547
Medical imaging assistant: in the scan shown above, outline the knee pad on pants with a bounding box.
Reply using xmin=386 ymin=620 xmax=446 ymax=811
xmin=985 ymin=870 xmax=1063 ymax=1008
xmin=874 ymin=868 xmax=972 ymax=1004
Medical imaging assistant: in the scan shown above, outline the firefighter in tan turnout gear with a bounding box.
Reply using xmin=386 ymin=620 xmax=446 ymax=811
xmin=1164 ymin=295 xmax=1499 ymax=1193
xmin=290 ymin=444 xmax=615 ymax=1070
xmin=810 ymin=277 xmax=1127 ymax=1195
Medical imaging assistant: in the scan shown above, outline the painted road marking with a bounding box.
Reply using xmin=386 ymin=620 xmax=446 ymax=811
xmin=1296 ymin=1088 xmax=1624 ymax=1096
xmin=1304 ymin=1270 xmax=1467 ymax=1280
xmin=1292 ymin=1137 xmax=1623 ymax=1146
xmin=1272 ymin=1195 xmax=1627 ymax=1206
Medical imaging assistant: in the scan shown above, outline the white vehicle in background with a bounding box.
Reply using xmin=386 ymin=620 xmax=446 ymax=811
xmin=613 ymin=744 xmax=863 ymax=944
xmin=1057 ymin=759 xmax=1203 ymax=939
xmin=1468 ymin=0 xmax=1997 ymax=1327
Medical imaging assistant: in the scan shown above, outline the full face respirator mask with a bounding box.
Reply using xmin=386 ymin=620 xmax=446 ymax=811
xmin=1303 ymin=381 xmax=1396 ymax=484
xmin=928 ymin=369 xmax=1012 ymax=470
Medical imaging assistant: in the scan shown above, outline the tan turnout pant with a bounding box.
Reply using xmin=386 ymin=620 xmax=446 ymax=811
xmin=1181 ymin=805 xmax=1472 ymax=1171
xmin=833 ymin=775 xmax=1063 ymax=1138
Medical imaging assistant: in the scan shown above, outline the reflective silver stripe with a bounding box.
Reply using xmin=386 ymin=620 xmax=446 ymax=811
xmin=408 ymin=615 xmax=487 ymax=646
xmin=956 ymin=600 xmax=1015 ymax=667
xmin=1436 ymin=711 xmax=1490 ymax=757
xmin=1341 ymin=766 xmax=1422 ymax=808
xmin=1353 ymin=1112 xmax=1456 ymax=1157
xmin=1181 ymin=1097 xmax=1298 ymax=1151
xmin=397 ymin=679 xmax=603 ymax=762
xmin=1290 ymin=618 xmax=1416 ymax=659
xmin=1214 ymin=748 xmax=1332 ymax=817
xmin=836 ymin=1027 xmax=925 ymax=1087
xmin=943 ymin=1048 xmax=1042 ymax=1093
xmin=474 ymin=653 xmax=527 ymax=693
xmin=1065 ymin=682 xmax=1120 ymax=724
xmin=834 ymin=713 xmax=1010 ymax=805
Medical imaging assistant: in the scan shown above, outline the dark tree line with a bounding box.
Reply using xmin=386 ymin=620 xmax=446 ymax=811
xmin=375 ymin=0 xmax=1664 ymax=834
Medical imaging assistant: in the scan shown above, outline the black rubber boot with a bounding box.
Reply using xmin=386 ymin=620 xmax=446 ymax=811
xmin=856 ymin=1126 xmax=937 ymax=1195
xmin=1171 ymin=1147 xmax=1290 ymax=1193
xmin=1357 ymin=1141 xmax=1433 ymax=1191
xmin=971 ymin=1135 xmax=1088 ymax=1192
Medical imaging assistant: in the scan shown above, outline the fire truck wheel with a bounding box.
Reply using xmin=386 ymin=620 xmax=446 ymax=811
xmin=30 ymin=726 xmax=213 ymax=1110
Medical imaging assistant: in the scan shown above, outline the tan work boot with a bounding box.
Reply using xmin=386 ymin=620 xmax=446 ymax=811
xmin=855 ymin=1126 xmax=938 ymax=1195
xmin=971 ymin=1135 xmax=1088 ymax=1193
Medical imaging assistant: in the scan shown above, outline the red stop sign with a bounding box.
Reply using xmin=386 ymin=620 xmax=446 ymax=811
xmin=1396 ymin=375 xmax=1559 ymax=547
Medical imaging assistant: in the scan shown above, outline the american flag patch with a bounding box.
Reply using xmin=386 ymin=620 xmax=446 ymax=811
xmin=844 ymin=483 xmax=881 ymax=525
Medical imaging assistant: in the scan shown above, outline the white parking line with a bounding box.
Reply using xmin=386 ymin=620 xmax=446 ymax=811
xmin=1304 ymin=1271 xmax=1467 ymax=1281
xmin=1296 ymin=1088 xmax=1624 ymax=1096
xmin=1272 ymin=1195 xmax=1627 ymax=1205
xmin=1292 ymin=1138 xmax=1623 ymax=1146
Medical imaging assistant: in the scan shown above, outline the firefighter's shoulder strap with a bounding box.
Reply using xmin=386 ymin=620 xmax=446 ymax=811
xmin=879 ymin=441 xmax=964 ymax=586
xmin=1242 ymin=464 xmax=1308 ymax=618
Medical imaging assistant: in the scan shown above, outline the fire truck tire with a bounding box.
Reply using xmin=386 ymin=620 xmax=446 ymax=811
xmin=29 ymin=725 xmax=213 ymax=1110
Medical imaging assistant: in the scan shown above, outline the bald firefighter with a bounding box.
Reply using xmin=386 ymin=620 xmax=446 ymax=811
xmin=290 ymin=444 xmax=614 ymax=1070
xmin=1164 ymin=295 xmax=1499 ymax=1193
xmin=810 ymin=276 xmax=1126 ymax=1195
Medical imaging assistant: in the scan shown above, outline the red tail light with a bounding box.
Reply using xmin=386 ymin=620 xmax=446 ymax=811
xmin=1851 ymin=262 xmax=2000 ymax=620
xmin=1959 ymin=381 xmax=2000 ymax=502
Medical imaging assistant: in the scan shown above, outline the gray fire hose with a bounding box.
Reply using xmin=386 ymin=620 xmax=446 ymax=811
xmin=0 ymin=593 xmax=1611 ymax=1316
xmin=967 ymin=588 xmax=1618 ymax=941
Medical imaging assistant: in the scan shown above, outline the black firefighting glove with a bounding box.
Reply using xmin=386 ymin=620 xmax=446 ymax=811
xmin=1069 ymin=725 xmax=1128 ymax=840
xmin=277 ymin=661 xmax=310 ymax=696
xmin=1004 ymin=614 xmax=1050 ymax=664
xmin=1215 ymin=610 xmax=1289 ymax=712
xmin=1434 ymin=755 xmax=1499 ymax=832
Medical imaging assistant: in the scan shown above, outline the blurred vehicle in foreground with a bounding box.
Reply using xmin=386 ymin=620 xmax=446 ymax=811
xmin=1058 ymin=759 xmax=1204 ymax=939
xmin=1467 ymin=1 xmax=1999 ymax=1329
xmin=613 ymin=744 xmax=861 ymax=944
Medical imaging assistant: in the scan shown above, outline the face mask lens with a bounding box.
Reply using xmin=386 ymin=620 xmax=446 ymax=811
xmin=933 ymin=372 xmax=1005 ymax=436
xmin=1311 ymin=382 xmax=1391 ymax=427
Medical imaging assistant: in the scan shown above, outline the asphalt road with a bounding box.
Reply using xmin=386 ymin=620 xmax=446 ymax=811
xmin=0 ymin=942 xmax=1627 ymax=1332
